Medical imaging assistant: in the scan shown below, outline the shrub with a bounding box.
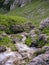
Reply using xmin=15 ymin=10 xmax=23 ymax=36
xmin=0 ymin=15 xmax=28 ymax=33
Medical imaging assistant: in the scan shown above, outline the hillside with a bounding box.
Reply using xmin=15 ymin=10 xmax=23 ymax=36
xmin=5 ymin=0 xmax=49 ymax=26
xmin=0 ymin=0 xmax=49 ymax=65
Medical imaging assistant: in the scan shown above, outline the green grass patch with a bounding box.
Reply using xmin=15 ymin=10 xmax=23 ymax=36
xmin=25 ymin=36 xmax=32 ymax=46
xmin=0 ymin=35 xmax=17 ymax=51
xmin=42 ymin=26 xmax=49 ymax=35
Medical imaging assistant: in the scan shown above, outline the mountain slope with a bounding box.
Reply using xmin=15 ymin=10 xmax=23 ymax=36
xmin=7 ymin=0 xmax=49 ymax=27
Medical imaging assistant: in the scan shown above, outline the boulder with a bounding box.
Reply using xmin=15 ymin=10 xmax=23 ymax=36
xmin=42 ymin=46 xmax=49 ymax=51
xmin=39 ymin=34 xmax=47 ymax=42
xmin=15 ymin=43 xmax=37 ymax=60
xmin=24 ymin=22 xmax=35 ymax=32
xmin=40 ymin=18 xmax=49 ymax=29
xmin=0 ymin=52 xmax=26 ymax=65
xmin=10 ymin=24 xmax=24 ymax=33
xmin=28 ymin=54 xmax=49 ymax=65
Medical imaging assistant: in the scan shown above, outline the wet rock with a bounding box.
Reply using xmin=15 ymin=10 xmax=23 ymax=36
xmin=0 ymin=46 xmax=6 ymax=52
xmin=15 ymin=43 xmax=37 ymax=60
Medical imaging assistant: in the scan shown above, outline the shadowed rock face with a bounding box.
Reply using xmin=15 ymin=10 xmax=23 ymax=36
xmin=3 ymin=0 xmax=31 ymax=10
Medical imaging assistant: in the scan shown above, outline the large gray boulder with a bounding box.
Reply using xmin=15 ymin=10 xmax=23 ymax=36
xmin=28 ymin=54 xmax=49 ymax=65
xmin=15 ymin=43 xmax=38 ymax=60
xmin=0 ymin=52 xmax=26 ymax=65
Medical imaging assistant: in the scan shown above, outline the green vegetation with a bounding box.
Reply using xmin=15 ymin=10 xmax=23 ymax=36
xmin=0 ymin=15 xmax=28 ymax=25
xmin=0 ymin=15 xmax=28 ymax=33
xmin=0 ymin=35 xmax=16 ymax=51
xmin=0 ymin=0 xmax=49 ymax=50
xmin=11 ymin=34 xmax=23 ymax=40
xmin=37 ymin=40 xmax=45 ymax=47
xmin=25 ymin=36 xmax=32 ymax=46
xmin=42 ymin=26 xmax=49 ymax=35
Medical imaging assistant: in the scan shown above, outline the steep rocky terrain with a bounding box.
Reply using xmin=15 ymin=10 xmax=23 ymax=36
xmin=0 ymin=0 xmax=31 ymax=10
xmin=0 ymin=0 xmax=49 ymax=65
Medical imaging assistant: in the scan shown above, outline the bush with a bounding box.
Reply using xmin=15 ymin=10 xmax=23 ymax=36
xmin=0 ymin=15 xmax=28 ymax=33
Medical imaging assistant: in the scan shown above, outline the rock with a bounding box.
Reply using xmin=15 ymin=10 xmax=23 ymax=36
xmin=10 ymin=22 xmax=35 ymax=33
xmin=42 ymin=46 xmax=49 ymax=51
xmin=39 ymin=34 xmax=47 ymax=42
xmin=0 ymin=46 xmax=6 ymax=52
xmin=3 ymin=0 xmax=32 ymax=10
xmin=10 ymin=34 xmax=26 ymax=44
xmin=0 ymin=52 xmax=26 ymax=65
xmin=28 ymin=54 xmax=49 ymax=65
xmin=40 ymin=18 xmax=49 ymax=29
xmin=0 ymin=25 xmax=7 ymax=31
xmin=3 ymin=0 xmax=10 ymax=5
xmin=24 ymin=22 xmax=35 ymax=32
xmin=15 ymin=43 xmax=38 ymax=60
xmin=21 ymin=32 xmax=28 ymax=37
xmin=10 ymin=24 xmax=24 ymax=33
xmin=30 ymin=34 xmax=39 ymax=47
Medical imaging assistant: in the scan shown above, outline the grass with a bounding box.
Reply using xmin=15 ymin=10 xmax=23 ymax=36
xmin=25 ymin=36 xmax=32 ymax=46
xmin=42 ymin=26 xmax=49 ymax=35
xmin=0 ymin=34 xmax=16 ymax=51
xmin=0 ymin=15 xmax=28 ymax=25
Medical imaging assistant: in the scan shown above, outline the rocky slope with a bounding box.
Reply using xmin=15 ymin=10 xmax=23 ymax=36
xmin=0 ymin=0 xmax=49 ymax=65
xmin=0 ymin=0 xmax=31 ymax=10
xmin=0 ymin=18 xmax=49 ymax=65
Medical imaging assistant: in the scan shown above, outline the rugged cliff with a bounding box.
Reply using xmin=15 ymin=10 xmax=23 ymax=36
xmin=0 ymin=0 xmax=31 ymax=10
